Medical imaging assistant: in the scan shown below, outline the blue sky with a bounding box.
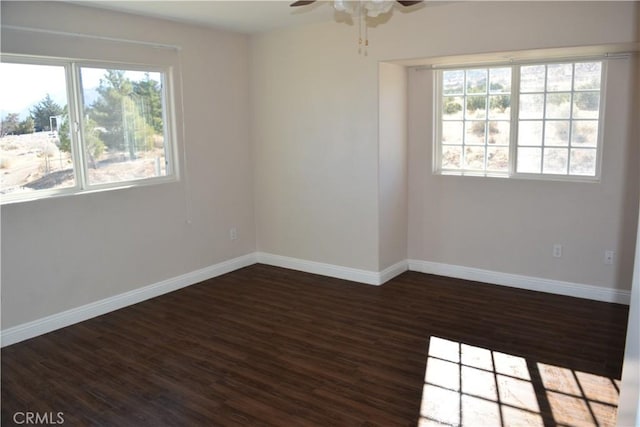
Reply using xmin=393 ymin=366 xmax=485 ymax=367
xmin=0 ymin=62 xmax=68 ymax=119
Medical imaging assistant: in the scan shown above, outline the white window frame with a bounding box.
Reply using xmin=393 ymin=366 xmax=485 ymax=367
xmin=433 ymin=58 xmax=607 ymax=182
xmin=0 ymin=54 xmax=178 ymax=205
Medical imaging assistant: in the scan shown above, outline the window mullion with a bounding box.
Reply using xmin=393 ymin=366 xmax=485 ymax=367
xmin=567 ymin=63 xmax=576 ymax=175
xmin=484 ymin=91 xmax=489 ymax=172
xmin=64 ymin=63 xmax=84 ymax=191
xmin=462 ymin=71 xmax=468 ymax=171
xmin=69 ymin=63 xmax=89 ymax=190
xmin=509 ymin=65 xmax=520 ymax=176
xmin=434 ymin=71 xmax=443 ymax=174
xmin=539 ymin=65 xmax=548 ymax=174
xmin=484 ymin=121 xmax=488 ymax=172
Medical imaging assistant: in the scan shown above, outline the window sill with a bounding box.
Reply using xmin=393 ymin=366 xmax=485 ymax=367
xmin=435 ymin=170 xmax=600 ymax=183
xmin=1 ymin=175 xmax=178 ymax=206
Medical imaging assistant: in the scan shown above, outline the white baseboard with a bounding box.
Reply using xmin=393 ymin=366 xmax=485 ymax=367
xmin=408 ymin=259 xmax=631 ymax=305
xmin=255 ymin=252 xmax=407 ymax=286
xmin=1 ymin=253 xmax=257 ymax=348
xmin=3 ymin=253 xmax=629 ymax=347
xmin=380 ymin=259 xmax=409 ymax=283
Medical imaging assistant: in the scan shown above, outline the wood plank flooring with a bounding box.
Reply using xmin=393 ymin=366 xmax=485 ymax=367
xmin=1 ymin=264 xmax=629 ymax=426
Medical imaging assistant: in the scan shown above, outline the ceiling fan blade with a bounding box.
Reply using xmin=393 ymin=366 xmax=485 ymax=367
xmin=396 ymin=0 xmax=423 ymax=6
xmin=290 ymin=0 xmax=317 ymax=6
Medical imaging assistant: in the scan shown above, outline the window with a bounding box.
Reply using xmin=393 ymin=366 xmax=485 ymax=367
xmin=0 ymin=56 xmax=176 ymax=203
xmin=435 ymin=60 xmax=604 ymax=180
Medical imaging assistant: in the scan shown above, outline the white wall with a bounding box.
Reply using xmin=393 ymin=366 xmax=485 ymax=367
xmin=378 ymin=63 xmax=408 ymax=269
xmin=251 ymin=1 xmax=639 ymax=290
xmin=251 ymin=23 xmax=381 ymax=271
xmin=1 ymin=2 xmax=255 ymax=329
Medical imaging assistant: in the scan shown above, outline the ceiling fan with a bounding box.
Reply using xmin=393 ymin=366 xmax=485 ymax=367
xmin=290 ymin=0 xmax=424 ymax=51
xmin=290 ymin=1 xmax=423 ymax=20
xmin=291 ymin=0 xmax=423 ymax=8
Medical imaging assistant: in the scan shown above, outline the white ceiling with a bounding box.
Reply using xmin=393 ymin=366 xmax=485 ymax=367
xmin=71 ymin=0 xmax=340 ymax=34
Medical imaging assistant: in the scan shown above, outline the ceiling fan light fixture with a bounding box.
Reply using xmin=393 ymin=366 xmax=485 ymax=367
xmin=290 ymin=0 xmax=421 ymax=52
xmin=361 ymin=0 xmax=395 ymax=17
xmin=333 ymin=0 xmax=357 ymax=14
xmin=333 ymin=0 xmax=395 ymax=18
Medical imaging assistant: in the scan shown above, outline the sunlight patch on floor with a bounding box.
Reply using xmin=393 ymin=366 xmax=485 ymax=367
xmin=418 ymin=337 xmax=619 ymax=427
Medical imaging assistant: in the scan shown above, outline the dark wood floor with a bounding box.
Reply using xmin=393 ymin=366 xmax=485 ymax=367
xmin=1 ymin=264 xmax=629 ymax=426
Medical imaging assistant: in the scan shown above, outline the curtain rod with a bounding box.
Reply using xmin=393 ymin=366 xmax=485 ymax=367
xmin=413 ymin=52 xmax=634 ymax=72
xmin=1 ymin=25 xmax=182 ymax=51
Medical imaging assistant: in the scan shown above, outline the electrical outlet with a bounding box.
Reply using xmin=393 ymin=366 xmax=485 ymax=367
xmin=553 ymin=244 xmax=562 ymax=258
xmin=604 ymin=250 xmax=614 ymax=265
xmin=229 ymin=228 xmax=237 ymax=241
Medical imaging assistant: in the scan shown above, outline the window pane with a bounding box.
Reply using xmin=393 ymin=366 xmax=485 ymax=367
xmin=466 ymin=96 xmax=487 ymax=119
xmin=570 ymin=148 xmax=597 ymax=176
xmin=443 ymin=96 xmax=464 ymax=119
xmin=488 ymin=121 xmax=510 ymax=146
xmin=438 ymin=67 xmax=512 ymax=175
xmin=518 ymin=121 xmax=543 ymax=146
xmin=519 ymin=94 xmax=544 ymax=119
xmin=80 ymin=67 xmax=168 ymax=186
xmin=520 ymin=65 xmax=546 ymax=92
xmin=545 ymin=93 xmax=571 ymax=119
xmin=466 ymin=69 xmax=487 ymax=94
xmin=0 ymin=62 xmax=75 ymax=197
xmin=442 ymin=146 xmax=462 ymax=169
xmin=543 ymin=148 xmax=568 ymax=174
xmin=571 ymin=121 xmax=598 ymax=147
xmin=464 ymin=146 xmax=485 ymax=170
xmin=487 ymin=146 xmax=509 ymax=172
xmin=443 ymin=70 xmax=464 ymax=95
xmin=517 ymin=147 xmax=541 ymax=173
xmin=546 ymin=63 xmax=573 ymax=92
xmin=489 ymin=68 xmax=511 ymax=93
xmin=574 ymin=62 xmax=601 ymax=90
xmin=442 ymin=121 xmax=463 ymax=144
xmin=516 ymin=61 xmax=602 ymax=178
xmin=572 ymin=92 xmax=600 ymax=119
xmin=544 ymin=121 xmax=570 ymax=146
xmin=465 ymin=121 xmax=486 ymax=145
xmin=489 ymin=95 xmax=510 ymax=119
